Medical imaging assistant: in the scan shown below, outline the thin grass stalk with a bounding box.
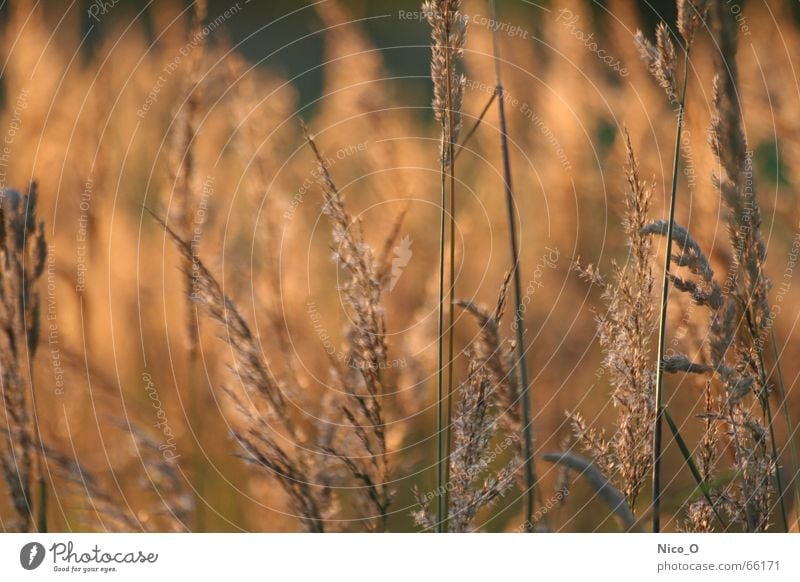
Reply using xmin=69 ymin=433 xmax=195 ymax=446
xmin=489 ymin=0 xmax=536 ymax=532
xmin=770 ymin=329 xmax=800 ymax=529
xmin=744 ymin=307 xmax=788 ymax=531
xmin=652 ymin=47 xmax=691 ymax=533
xmin=663 ymin=408 xmax=727 ymax=529
xmin=426 ymin=0 xmax=466 ymax=533
xmin=443 ymin=12 xmax=458 ymax=537
xmin=174 ymin=0 xmax=207 ymax=532
xmin=436 ymin=148 xmax=447 ymax=532
xmin=455 ymin=90 xmax=496 ymax=161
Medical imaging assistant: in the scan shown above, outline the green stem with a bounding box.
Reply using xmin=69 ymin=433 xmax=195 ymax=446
xmin=489 ymin=0 xmax=536 ymax=531
xmin=444 ymin=83 xmax=457 ymax=538
xmin=435 ymin=1 xmax=460 ymax=535
xmin=663 ymin=408 xmax=727 ymax=530
xmin=745 ymin=308 xmax=788 ymax=531
xmin=436 ymin=144 xmax=447 ymax=532
xmin=652 ymin=46 xmax=691 ymax=533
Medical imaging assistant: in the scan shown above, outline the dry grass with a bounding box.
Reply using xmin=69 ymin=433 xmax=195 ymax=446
xmin=414 ymin=278 xmax=520 ymax=531
xmin=0 ymin=183 xmax=46 ymax=532
xmin=423 ymin=0 xmax=467 ymax=532
xmin=571 ymin=130 xmax=657 ymax=516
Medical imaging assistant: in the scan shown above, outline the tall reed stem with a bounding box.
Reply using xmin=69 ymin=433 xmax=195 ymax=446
xmin=428 ymin=0 xmax=463 ymax=533
xmin=489 ymin=0 xmax=536 ymax=531
xmin=745 ymin=307 xmax=788 ymax=531
xmin=433 ymin=7 xmax=455 ymax=534
xmin=442 ymin=17 xmax=458 ymax=536
xmin=652 ymin=47 xmax=691 ymax=533
xmin=436 ymin=140 xmax=447 ymax=532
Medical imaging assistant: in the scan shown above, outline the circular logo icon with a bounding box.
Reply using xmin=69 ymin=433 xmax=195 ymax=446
xmin=20 ymin=542 xmax=46 ymax=570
